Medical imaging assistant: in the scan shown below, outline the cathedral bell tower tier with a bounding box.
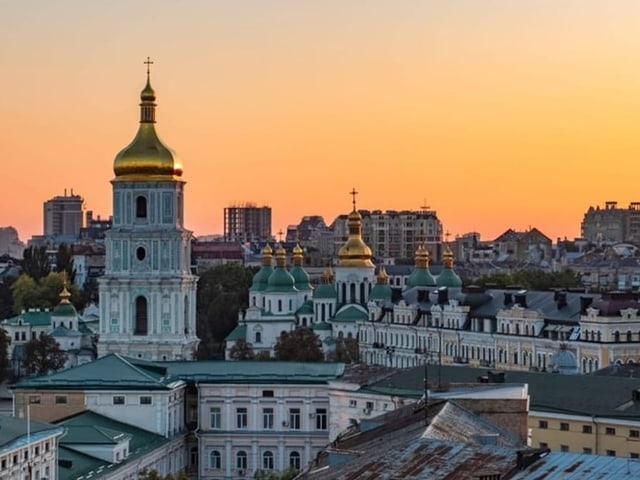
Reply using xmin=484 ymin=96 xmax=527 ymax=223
xmin=98 ymin=59 xmax=199 ymax=361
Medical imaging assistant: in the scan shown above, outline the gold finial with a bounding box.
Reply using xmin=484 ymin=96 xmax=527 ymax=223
xmin=349 ymin=187 xmax=358 ymax=212
xmin=262 ymin=244 xmax=273 ymax=266
xmin=292 ymin=243 xmax=304 ymax=266
xmin=59 ymin=272 xmax=72 ymax=304
xmin=144 ymin=56 xmax=154 ymax=78
xmin=275 ymin=243 xmax=286 ymax=267
xmin=443 ymin=245 xmax=454 ymax=268
xmin=377 ymin=265 xmax=389 ymax=284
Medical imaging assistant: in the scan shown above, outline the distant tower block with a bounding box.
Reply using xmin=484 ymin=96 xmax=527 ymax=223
xmin=224 ymin=203 xmax=272 ymax=243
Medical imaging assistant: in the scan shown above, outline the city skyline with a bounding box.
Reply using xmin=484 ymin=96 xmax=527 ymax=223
xmin=4 ymin=1 xmax=640 ymax=242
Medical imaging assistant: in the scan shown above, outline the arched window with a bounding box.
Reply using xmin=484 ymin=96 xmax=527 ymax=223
xmin=210 ymin=450 xmax=221 ymax=469
xmin=289 ymin=451 xmax=301 ymax=470
xmin=350 ymin=283 xmax=356 ymax=303
xmin=134 ymin=296 xmax=148 ymax=335
xmin=614 ymin=331 xmax=620 ymax=342
xmin=255 ymin=331 xmax=262 ymax=343
xmin=628 ymin=331 xmax=633 ymax=342
xmin=236 ymin=451 xmax=247 ymax=470
xmin=136 ymin=196 xmax=147 ymax=218
xmin=263 ymin=451 xmax=274 ymax=470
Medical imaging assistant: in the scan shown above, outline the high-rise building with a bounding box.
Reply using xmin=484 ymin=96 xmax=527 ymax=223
xmin=332 ymin=208 xmax=443 ymax=260
xmin=223 ymin=203 xmax=272 ymax=243
xmin=98 ymin=65 xmax=199 ymax=361
xmin=43 ymin=190 xmax=86 ymax=236
xmin=581 ymin=201 xmax=640 ymax=244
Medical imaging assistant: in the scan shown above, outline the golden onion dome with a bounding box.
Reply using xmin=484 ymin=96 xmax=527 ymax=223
xmin=275 ymin=243 xmax=287 ymax=268
xmin=376 ymin=265 xmax=389 ymax=284
xmin=338 ymin=208 xmax=374 ymax=268
xmin=113 ymin=66 xmax=183 ymax=181
xmin=262 ymin=244 xmax=273 ymax=265
xmin=292 ymin=243 xmax=304 ymax=266
xmin=443 ymin=245 xmax=454 ymax=268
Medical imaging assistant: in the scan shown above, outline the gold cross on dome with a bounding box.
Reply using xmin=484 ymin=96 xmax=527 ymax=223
xmin=349 ymin=188 xmax=358 ymax=211
xmin=144 ymin=57 xmax=154 ymax=76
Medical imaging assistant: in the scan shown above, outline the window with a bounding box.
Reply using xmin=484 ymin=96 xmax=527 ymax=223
xmin=136 ymin=246 xmax=146 ymax=261
xmin=140 ymin=396 xmax=152 ymax=405
xmin=607 ymin=450 xmax=616 ymax=457
xmin=539 ymin=442 xmax=548 ymax=449
xmin=349 ymin=400 xmax=357 ymax=408
xmin=136 ymin=196 xmax=147 ymax=218
xmin=289 ymin=408 xmax=301 ymax=429
xmin=631 ymin=430 xmax=640 ymax=438
xmin=262 ymin=451 xmax=274 ymax=470
xmin=366 ymin=401 xmax=374 ymax=411
xmin=560 ymin=445 xmax=569 ymax=452
xmin=289 ymin=451 xmax=301 ymax=470
xmin=134 ymin=296 xmax=148 ymax=335
xmin=582 ymin=425 xmax=593 ymax=434
xmin=538 ymin=420 xmax=548 ymax=429
xmin=236 ymin=450 xmax=248 ymax=470
xmin=631 ymin=453 xmax=640 ymax=459
xmin=113 ymin=396 xmax=125 ymax=405
xmin=209 ymin=450 xmax=221 ymax=469
xmin=583 ymin=447 xmax=592 ymax=455
xmin=263 ymin=408 xmax=274 ymax=429
xmin=560 ymin=422 xmax=569 ymax=431
xmin=210 ymin=407 xmax=221 ymax=429
xmin=236 ymin=408 xmax=248 ymax=429
xmin=262 ymin=390 xmax=274 ymax=397
xmin=606 ymin=427 xmax=616 ymax=436
xmin=315 ymin=408 xmax=327 ymax=430
xmin=28 ymin=395 xmax=40 ymax=404
xmin=55 ymin=395 xmax=67 ymax=404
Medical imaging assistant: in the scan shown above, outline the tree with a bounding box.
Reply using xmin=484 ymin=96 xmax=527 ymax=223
xmin=0 ymin=328 xmax=10 ymax=382
xmin=55 ymin=243 xmax=76 ymax=284
xmin=23 ymin=335 xmax=67 ymax=375
xmin=333 ymin=336 xmax=360 ymax=363
xmin=254 ymin=468 xmax=298 ymax=480
xmin=196 ymin=263 xmax=256 ymax=359
xmin=274 ymin=327 xmax=324 ymax=362
xmin=11 ymin=271 xmax=83 ymax=314
xmin=139 ymin=469 xmax=189 ymax=480
xmin=21 ymin=245 xmax=51 ymax=281
xmin=229 ymin=339 xmax=255 ymax=360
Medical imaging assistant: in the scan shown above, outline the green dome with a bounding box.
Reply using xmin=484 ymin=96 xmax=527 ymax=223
xmin=314 ymin=283 xmax=337 ymax=299
xmin=370 ymin=283 xmax=392 ymax=301
xmin=290 ymin=265 xmax=312 ymax=291
xmin=436 ymin=268 xmax=462 ymax=288
xmin=52 ymin=302 xmax=77 ymax=317
xmin=406 ymin=267 xmax=437 ymax=289
xmin=265 ymin=267 xmax=296 ymax=292
xmin=250 ymin=265 xmax=273 ymax=292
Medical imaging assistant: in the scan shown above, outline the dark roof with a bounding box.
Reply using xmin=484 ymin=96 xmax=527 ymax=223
xmin=364 ymin=364 xmax=640 ymax=420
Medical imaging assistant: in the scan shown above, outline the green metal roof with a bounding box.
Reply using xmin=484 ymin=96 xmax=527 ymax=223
xmin=406 ymin=267 xmax=437 ymax=289
xmin=311 ymin=321 xmax=333 ymax=331
xmin=313 ymin=283 xmax=337 ymax=299
xmin=0 ymin=416 xmax=63 ymax=454
xmin=4 ymin=310 xmax=51 ymax=327
xmin=333 ymin=305 xmax=369 ymax=323
xmin=290 ymin=265 xmax=313 ymax=291
xmin=370 ymin=283 xmax=392 ymax=301
xmin=13 ymin=353 xmax=182 ymax=391
xmin=61 ymin=425 xmax=132 ymax=445
xmin=57 ymin=410 xmax=170 ymax=480
xmin=226 ymin=324 xmax=247 ymax=341
xmin=163 ymin=360 xmax=345 ymax=384
xmin=53 ymin=302 xmax=78 ymax=317
xmin=265 ymin=267 xmax=297 ymax=292
xmin=296 ymin=300 xmax=314 ymax=315
xmin=250 ymin=265 xmax=273 ymax=292
xmin=436 ymin=268 xmax=463 ymax=288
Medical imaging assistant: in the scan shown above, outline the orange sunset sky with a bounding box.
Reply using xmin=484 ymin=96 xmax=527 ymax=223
xmin=3 ymin=1 xmax=640 ymax=244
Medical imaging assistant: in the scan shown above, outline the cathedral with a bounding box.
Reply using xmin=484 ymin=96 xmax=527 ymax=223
xmin=225 ymin=193 xmax=462 ymax=359
xmin=97 ymin=64 xmax=199 ymax=360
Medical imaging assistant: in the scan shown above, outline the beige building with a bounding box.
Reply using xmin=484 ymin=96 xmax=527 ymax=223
xmin=332 ymin=209 xmax=443 ymax=260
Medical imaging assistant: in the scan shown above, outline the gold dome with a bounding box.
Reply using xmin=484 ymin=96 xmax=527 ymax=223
xmin=338 ymin=208 xmax=374 ymax=268
xmin=376 ymin=265 xmax=389 ymax=284
xmin=292 ymin=243 xmax=304 ymax=266
xmin=415 ymin=244 xmax=430 ymax=269
xmin=275 ymin=243 xmax=287 ymax=267
xmin=262 ymin=244 xmax=273 ymax=266
xmin=443 ymin=245 xmax=454 ymax=268
xmin=113 ymin=66 xmax=183 ymax=182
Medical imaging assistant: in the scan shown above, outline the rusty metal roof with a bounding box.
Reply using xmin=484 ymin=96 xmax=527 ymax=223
xmin=511 ymin=451 xmax=640 ymax=479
